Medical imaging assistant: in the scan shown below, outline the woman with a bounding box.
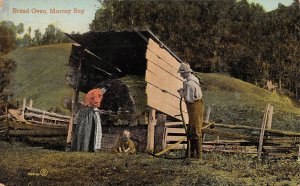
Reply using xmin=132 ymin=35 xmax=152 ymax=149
xmin=71 ymin=87 xmax=106 ymax=152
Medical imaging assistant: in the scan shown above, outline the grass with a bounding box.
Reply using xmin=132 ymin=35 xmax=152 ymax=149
xmin=198 ymin=73 xmax=300 ymax=132
xmin=6 ymin=43 xmax=74 ymax=114
xmin=2 ymin=44 xmax=300 ymax=185
xmin=5 ymin=44 xmax=300 ymax=131
xmin=1 ymin=141 xmax=300 ymax=185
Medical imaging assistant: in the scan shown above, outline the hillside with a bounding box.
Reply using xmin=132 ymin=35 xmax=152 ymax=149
xmin=5 ymin=44 xmax=300 ymax=131
xmin=199 ymin=73 xmax=300 ymax=132
xmin=7 ymin=43 xmax=74 ymax=114
xmin=2 ymin=44 xmax=300 ymax=186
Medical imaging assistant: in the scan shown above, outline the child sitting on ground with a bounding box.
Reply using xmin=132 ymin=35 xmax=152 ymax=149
xmin=112 ymin=130 xmax=136 ymax=154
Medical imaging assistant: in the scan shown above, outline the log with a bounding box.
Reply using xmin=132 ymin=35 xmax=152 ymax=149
xmin=25 ymin=107 xmax=70 ymax=119
xmin=25 ymin=113 xmax=70 ymax=122
xmin=202 ymin=128 xmax=258 ymax=142
xmin=3 ymin=121 xmax=66 ymax=130
xmin=203 ymin=145 xmax=258 ymax=154
xmin=0 ymin=115 xmax=6 ymax=120
xmin=0 ymin=126 xmax=8 ymax=130
xmin=263 ymin=146 xmax=297 ymax=153
xmin=213 ymin=123 xmax=300 ymax=137
xmin=8 ymin=130 xmax=67 ymax=137
xmin=26 ymin=120 xmax=67 ymax=127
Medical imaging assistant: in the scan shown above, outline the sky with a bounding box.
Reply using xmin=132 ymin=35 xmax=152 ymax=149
xmin=0 ymin=0 xmax=100 ymax=34
xmin=0 ymin=0 xmax=295 ymax=36
xmin=247 ymin=0 xmax=294 ymax=11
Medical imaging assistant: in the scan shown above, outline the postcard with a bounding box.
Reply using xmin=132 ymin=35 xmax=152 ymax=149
xmin=0 ymin=0 xmax=300 ymax=185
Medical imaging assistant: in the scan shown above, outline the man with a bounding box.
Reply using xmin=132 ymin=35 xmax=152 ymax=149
xmin=177 ymin=63 xmax=204 ymax=159
xmin=112 ymin=130 xmax=136 ymax=154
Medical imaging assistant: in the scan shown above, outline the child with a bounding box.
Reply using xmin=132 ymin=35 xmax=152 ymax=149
xmin=112 ymin=130 xmax=136 ymax=154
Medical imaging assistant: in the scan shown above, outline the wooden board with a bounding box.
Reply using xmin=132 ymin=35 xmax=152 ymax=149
xmin=101 ymin=134 xmax=118 ymax=150
xmin=146 ymin=64 xmax=182 ymax=97
xmin=147 ymin=39 xmax=180 ymax=70
xmin=166 ymin=127 xmax=186 ymax=134
xmin=165 ymin=122 xmax=184 ymax=127
xmin=146 ymin=49 xmax=182 ymax=81
xmin=146 ymin=84 xmax=188 ymax=121
xmin=166 ymin=135 xmax=187 ymax=142
xmin=146 ymin=38 xmax=187 ymax=122
xmin=166 ymin=143 xmax=187 ymax=149
xmin=145 ymin=80 xmax=188 ymax=113
xmin=8 ymin=109 xmax=27 ymax=122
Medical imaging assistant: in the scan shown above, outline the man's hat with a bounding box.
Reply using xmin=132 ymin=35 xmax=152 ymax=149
xmin=178 ymin=63 xmax=193 ymax=73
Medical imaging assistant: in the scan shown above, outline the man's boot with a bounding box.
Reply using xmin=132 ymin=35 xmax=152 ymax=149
xmin=186 ymin=139 xmax=191 ymax=158
xmin=189 ymin=139 xmax=195 ymax=158
xmin=195 ymin=138 xmax=203 ymax=160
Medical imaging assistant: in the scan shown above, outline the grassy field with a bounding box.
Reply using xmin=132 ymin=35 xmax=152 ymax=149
xmin=2 ymin=44 xmax=300 ymax=185
xmin=199 ymin=73 xmax=300 ymax=132
xmin=5 ymin=44 xmax=300 ymax=131
xmin=7 ymin=43 xmax=74 ymax=114
xmin=4 ymin=44 xmax=300 ymax=132
xmin=1 ymin=141 xmax=300 ymax=186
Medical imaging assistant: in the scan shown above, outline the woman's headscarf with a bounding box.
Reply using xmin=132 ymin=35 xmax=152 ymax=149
xmin=83 ymin=88 xmax=103 ymax=108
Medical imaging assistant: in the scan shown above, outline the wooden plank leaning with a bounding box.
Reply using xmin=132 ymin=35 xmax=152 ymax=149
xmin=258 ymin=104 xmax=271 ymax=160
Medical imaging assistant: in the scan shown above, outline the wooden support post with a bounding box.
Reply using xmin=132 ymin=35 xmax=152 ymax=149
xmin=266 ymin=106 xmax=273 ymax=130
xmin=67 ymin=49 xmax=83 ymax=145
xmin=297 ymin=145 xmax=300 ymax=162
xmin=203 ymin=106 xmax=211 ymax=142
xmin=147 ymin=108 xmax=156 ymax=152
xmin=41 ymin=112 xmax=45 ymax=125
xmin=22 ymin=98 xmax=26 ymax=119
xmin=29 ymin=99 xmax=33 ymax=108
xmin=204 ymin=106 xmax=211 ymax=124
xmin=258 ymin=104 xmax=270 ymax=160
xmin=5 ymin=103 xmax=10 ymax=130
xmin=154 ymin=114 xmax=166 ymax=152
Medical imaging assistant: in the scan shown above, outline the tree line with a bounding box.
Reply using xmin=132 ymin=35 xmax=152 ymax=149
xmin=0 ymin=21 xmax=73 ymax=49
xmin=0 ymin=21 xmax=74 ymax=97
xmin=90 ymin=0 xmax=300 ymax=97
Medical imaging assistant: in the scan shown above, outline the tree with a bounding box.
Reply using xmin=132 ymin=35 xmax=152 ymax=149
xmin=28 ymin=26 xmax=32 ymax=36
xmin=42 ymin=24 xmax=56 ymax=44
xmin=0 ymin=58 xmax=16 ymax=93
xmin=21 ymin=33 xmax=32 ymax=47
xmin=16 ymin=23 xmax=24 ymax=35
xmin=89 ymin=0 xmax=300 ymax=94
xmin=0 ymin=21 xmax=16 ymax=54
xmin=33 ymin=29 xmax=42 ymax=45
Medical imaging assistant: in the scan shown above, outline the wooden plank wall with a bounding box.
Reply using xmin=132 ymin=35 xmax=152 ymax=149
xmin=145 ymin=38 xmax=188 ymax=122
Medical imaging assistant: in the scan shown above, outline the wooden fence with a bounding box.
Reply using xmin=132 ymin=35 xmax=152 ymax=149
xmin=154 ymin=104 xmax=300 ymax=160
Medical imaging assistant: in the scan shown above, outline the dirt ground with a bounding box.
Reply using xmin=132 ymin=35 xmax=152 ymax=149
xmin=1 ymin=140 xmax=300 ymax=186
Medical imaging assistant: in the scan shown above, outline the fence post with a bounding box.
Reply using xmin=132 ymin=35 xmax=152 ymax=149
xmin=258 ymin=104 xmax=270 ymax=160
xmin=29 ymin=99 xmax=33 ymax=108
xmin=204 ymin=106 xmax=211 ymax=124
xmin=266 ymin=106 xmax=273 ymax=130
xmin=22 ymin=98 xmax=27 ymax=119
xmin=147 ymin=108 xmax=156 ymax=152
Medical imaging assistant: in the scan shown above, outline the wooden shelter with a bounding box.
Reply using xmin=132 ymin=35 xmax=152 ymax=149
xmin=65 ymin=30 xmax=187 ymax=151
